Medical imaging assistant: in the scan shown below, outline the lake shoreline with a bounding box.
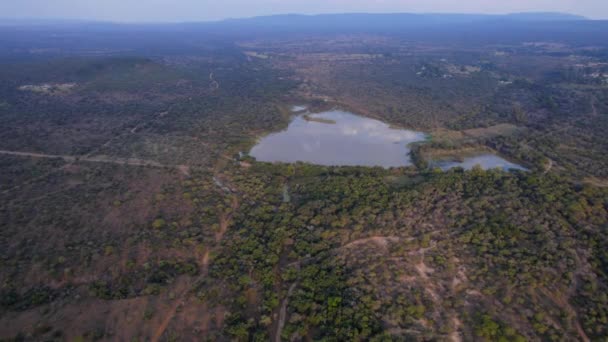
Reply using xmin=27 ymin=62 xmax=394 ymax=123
xmin=250 ymin=109 xmax=427 ymax=168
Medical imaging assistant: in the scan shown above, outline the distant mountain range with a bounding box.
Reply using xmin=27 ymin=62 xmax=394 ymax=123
xmin=222 ymin=12 xmax=588 ymax=25
xmin=0 ymin=12 xmax=605 ymax=58
xmin=504 ymin=12 xmax=587 ymax=21
xmin=207 ymin=12 xmax=589 ymax=32
xmin=0 ymin=12 xmax=589 ymax=27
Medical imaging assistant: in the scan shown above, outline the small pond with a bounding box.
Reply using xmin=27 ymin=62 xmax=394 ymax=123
xmin=430 ymin=154 xmax=527 ymax=171
xmin=291 ymin=105 xmax=307 ymax=112
xmin=249 ymin=110 xmax=427 ymax=168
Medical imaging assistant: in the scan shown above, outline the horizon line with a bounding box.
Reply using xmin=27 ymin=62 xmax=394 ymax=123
xmin=0 ymin=11 xmax=598 ymax=25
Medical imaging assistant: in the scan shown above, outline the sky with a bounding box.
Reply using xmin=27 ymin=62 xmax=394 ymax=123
xmin=1 ymin=0 xmax=607 ymax=22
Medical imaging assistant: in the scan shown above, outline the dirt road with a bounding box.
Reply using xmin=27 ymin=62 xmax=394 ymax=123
xmin=0 ymin=149 xmax=187 ymax=170
xmin=275 ymin=282 xmax=297 ymax=342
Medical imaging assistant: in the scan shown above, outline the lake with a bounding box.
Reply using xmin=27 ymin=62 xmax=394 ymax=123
xmin=249 ymin=110 xmax=427 ymax=167
xmin=430 ymin=154 xmax=527 ymax=171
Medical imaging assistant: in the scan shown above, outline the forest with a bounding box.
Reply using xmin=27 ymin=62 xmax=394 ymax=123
xmin=0 ymin=15 xmax=607 ymax=341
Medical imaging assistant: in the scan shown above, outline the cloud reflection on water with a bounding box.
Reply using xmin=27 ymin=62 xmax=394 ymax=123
xmin=250 ymin=110 xmax=427 ymax=167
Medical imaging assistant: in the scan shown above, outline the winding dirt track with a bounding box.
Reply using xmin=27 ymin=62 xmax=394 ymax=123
xmin=152 ymin=174 xmax=240 ymax=341
xmin=275 ymin=282 xmax=298 ymax=342
xmin=209 ymin=72 xmax=220 ymax=90
xmin=0 ymin=148 xmax=204 ymax=342
xmin=591 ymin=99 xmax=598 ymax=117
xmin=216 ymin=195 xmax=239 ymax=242
xmin=0 ymin=150 xmax=162 ymax=167
xmin=0 ymin=149 xmax=166 ymax=167
xmin=0 ymin=150 xmax=194 ymax=177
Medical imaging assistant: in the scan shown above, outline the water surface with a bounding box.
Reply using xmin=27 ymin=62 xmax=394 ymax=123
xmin=431 ymin=154 xmax=527 ymax=171
xmin=291 ymin=105 xmax=307 ymax=112
xmin=250 ymin=110 xmax=426 ymax=167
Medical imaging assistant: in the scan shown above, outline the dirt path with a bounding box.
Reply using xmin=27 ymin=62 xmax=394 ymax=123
xmin=0 ymin=149 xmax=192 ymax=173
xmin=1 ymin=148 xmax=216 ymax=341
xmin=3 ymin=140 xmax=239 ymax=340
xmin=177 ymin=165 xmax=191 ymax=177
xmin=449 ymin=316 xmax=463 ymax=342
xmin=591 ymin=98 xmax=598 ymax=117
xmin=216 ymin=195 xmax=239 ymax=243
xmin=1 ymin=164 xmax=66 ymax=195
xmin=340 ymin=236 xmax=400 ymax=251
xmin=1 ymin=150 xmax=192 ymax=196
xmin=201 ymin=250 xmax=211 ymax=275
xmin=209 ymin=72 xmax=220 ymax=90
xmin=0 ymin=149 xmax=157 ymax=167
xmin=150 ymin=278 xmax=190 ymax=342
xmin=543 ymin=158 xmax=554 ymax=175
xmin=414 ymin=251 xmax=440 ymax=302
xmin=0 ymin=150 xmax=80 ymax=162
xmin=275 ymin=282 xmax=298 ymax=342
xmin=540 ymin=288 xmax=589 ymax=342
xmin=129 ymin=111 xmax=169 ymax=134
xmin=152 ymin=178 xmax=239 ymax=341
xmin=583 ymin=177 xmax=608 ymax=187
xmin=151 ymin=299 xmax=181 ymax=342
xmin=130 ymin=124 xmax=143 ymax=134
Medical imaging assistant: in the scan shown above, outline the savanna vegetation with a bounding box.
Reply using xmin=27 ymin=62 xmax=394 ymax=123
xmin=1 ymin=15 xmax=608 ymax=341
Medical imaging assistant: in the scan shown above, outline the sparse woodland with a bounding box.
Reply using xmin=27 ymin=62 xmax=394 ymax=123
xmin=0 ymin=21 xmax=608 ymax=341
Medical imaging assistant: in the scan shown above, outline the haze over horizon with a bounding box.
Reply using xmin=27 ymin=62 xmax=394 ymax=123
xmin=1 ymin=0 xmax=607 ymax=23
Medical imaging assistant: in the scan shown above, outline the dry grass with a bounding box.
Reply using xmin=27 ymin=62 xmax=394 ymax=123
xmin=584 ymin=177 xmax=608 ymax=188
xmin=422 ymin=146 xmax=492 ymax=159
xmin=463 ymin=123 xmax=522 ymax=139
xmin=430 ymin=129 xmax=466 ymax=142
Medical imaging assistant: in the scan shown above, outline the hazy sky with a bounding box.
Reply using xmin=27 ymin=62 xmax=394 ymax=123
xmin=2 ymin=0 xmax=607 ymax=22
